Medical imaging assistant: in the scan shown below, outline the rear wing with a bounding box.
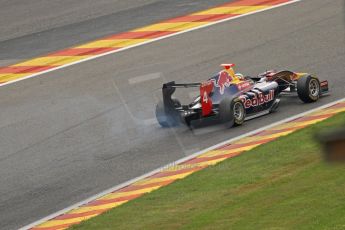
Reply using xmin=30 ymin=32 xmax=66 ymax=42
xmin=162 ymin=81 xmax=200 ymax=109
xmin=162 ymin=81 xmax=201 ymax=89
xmin=162 ymin=81 xmax=214 ymax=117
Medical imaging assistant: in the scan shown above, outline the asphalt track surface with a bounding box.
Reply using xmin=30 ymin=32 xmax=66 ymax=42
xmin=0 ymin=0 xmax=232 ymax=66
xmin=1 ymin=0 xmax=344 ymax=229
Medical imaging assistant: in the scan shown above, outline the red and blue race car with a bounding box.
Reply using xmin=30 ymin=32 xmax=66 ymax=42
xmin=155 ymin=64 xmax=329 ymax=128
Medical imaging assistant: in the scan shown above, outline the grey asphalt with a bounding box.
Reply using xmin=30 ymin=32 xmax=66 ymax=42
xmin=1 ymin=0 xmax=345 ymax=229
xmin=0 ymin=0 xmax=233 ymax=66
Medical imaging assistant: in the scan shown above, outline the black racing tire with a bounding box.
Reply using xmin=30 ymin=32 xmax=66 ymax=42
xmin=155 ymin=101 xmax=180 ymax=128
xmin=297 ymin=75 xmax=320 ymax=103
xmin=219 ymin=97 xmax=246 ymax=128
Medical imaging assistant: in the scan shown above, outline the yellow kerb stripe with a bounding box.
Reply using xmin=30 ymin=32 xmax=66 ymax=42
xmin=182 ymin=157 xmax=228 ymax=169
xmin=69 ymin=201 xmax=127 ymax=214
xmin=14 ymin=56 xmax=89 ymax=67
xmin=309 ymin=108 xmax=345 ymax=116
xmin=200 ymin=144 xmax=260 ymax=158
xmin=36 ymin=214 xmax=97 ymax=228
xmin=194 ymin=6 xmax=268 ymax=15
xmin=233 ymin=130 xmax=295 ymax=144
xmin=0 ymin=73 xmax=29 ymax=83
xmin=163 ymin=159 xmax=226 ymax=172
xmin=273 ymin=118 xmax=330 ymax=130
xmin=134 ymin=22 xmax=208 ymax=32
xmin=134 ymin=171 xmax=195 ymax=186
xmin=77 ymin=39 xmax=149 ymax=48
xmin=198 ymin=150 xmax=230 ymax=158
xmin=99 ymin=186 xmax=161 ymax=200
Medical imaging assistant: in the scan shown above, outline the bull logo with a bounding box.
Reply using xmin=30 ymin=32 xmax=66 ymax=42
xmin=214 ymin=71 xmax=232 ymax=95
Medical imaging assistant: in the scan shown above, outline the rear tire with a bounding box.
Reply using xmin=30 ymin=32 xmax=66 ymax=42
xmin=155 ymin=101 xmax=180 ymax=127
xmin=297 ymin=75 xmax=320 ymax=103
xmin=219 ymin=97 xmax=245 ymax=128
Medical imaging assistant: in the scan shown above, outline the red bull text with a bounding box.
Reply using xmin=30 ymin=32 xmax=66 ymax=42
xmin=240 ymin=90 xmax=275 ymax=109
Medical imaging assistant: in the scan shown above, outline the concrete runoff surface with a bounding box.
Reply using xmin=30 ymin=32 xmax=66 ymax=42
xmin=0 ymin=0 xmax=344 ymax=229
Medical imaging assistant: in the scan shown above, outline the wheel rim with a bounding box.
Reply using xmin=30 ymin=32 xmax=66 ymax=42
xmin=233 ymin=102 xmax=244 ymax=120
xmin=309 ymin=79 xmax=319 ymax=97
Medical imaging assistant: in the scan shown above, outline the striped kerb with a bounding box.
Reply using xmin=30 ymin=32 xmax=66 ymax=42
xmin=29 ymin=99 xmax=345 ymax=230
xmin=0 ymin=0 xmax=293 ymax=86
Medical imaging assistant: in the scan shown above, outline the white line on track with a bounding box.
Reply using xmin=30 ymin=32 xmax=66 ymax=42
xmin=1 ymin=0 xmax=303 ymax=88
xmin=20 ymin=97 xmax=345 ymax=230
xmin=128 ymin=72 xmax=162 ymax=84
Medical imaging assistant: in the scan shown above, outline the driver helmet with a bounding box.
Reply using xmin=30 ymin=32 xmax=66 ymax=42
xmin=235 ymin=73 xmax=244 ymax=80
xmin=220 ymin=64 xmax=242 ymax=83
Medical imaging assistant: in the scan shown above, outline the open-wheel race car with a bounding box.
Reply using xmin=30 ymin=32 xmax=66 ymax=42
xmin=155 ymin=64 xmax=329 ymax=128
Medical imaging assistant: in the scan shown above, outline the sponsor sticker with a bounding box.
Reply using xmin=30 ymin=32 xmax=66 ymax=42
xmin=240 ymin=90 xmax=275 ymax=109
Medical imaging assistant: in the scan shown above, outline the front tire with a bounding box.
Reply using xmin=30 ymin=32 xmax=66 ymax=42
xmin=297 ymin=75 xmax=320 ymax=103
xmin=219 ymin=97 xmax=245 ymax=128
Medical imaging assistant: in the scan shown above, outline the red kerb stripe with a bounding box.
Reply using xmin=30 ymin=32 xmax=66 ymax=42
xmin=54 ymin=209 xmax=107 ymax=220
xmin=182 ymin=151 xmax=242 ymax=164
xmin=117 ymin=180 xmax=174 ymax=193
xmin=164 ymin=14 xmax=237 ymax=23
xmin=222 ymin=0 xmax=290 ymax=6
xmin=292 ymin=114 xmax=334 ymax=122
xmin=48 ymin=47 xmax=118 ymax=56
xmin=30 ymin=222 xmax=79 ymax=230
xmin=86 ymin=194 xmax=142 ymax=206
xmin=217 ymin=138 xmax=276 ymax=150
xmin=149 ymin=167 xmax=203 ymax=179
xmin=104 ymin=31 xmax=175 ymax=39
xmin=0 ymin=66 xmax=54 ymax=74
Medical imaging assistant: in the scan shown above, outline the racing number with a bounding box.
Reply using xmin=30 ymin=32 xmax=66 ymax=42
xmin=203 ymin=91 xmax=209 ymax=103
xmin=200 ymin=81 xmax=214 ymax=116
